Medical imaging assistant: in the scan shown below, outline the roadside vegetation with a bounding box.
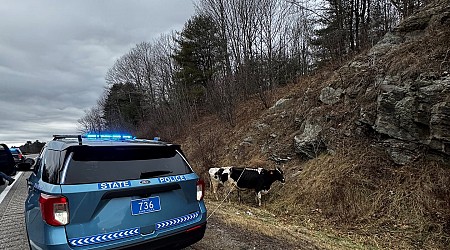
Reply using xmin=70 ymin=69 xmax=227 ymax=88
xmin=183 ymin=69 xmax=450 ymax=249
xmin=79 ymin=0 xmax=450 ymax=249
xmin=16 ymin=140 xmax=45 ymax=154
xmin=78 ymin=0 xmax=408 ymax=137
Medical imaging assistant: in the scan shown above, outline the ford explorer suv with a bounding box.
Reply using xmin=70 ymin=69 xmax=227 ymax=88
xmin=25 ymin=134 xmax=207 ymax=249
xmin=10 ymin=147 xmax=25 ymax=163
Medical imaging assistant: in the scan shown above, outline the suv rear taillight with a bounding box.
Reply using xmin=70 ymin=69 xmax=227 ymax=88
xmin=196 ymin=179 xmax=205 ymax=201
xmin=39 ymin=194 xmax=69 ymax=226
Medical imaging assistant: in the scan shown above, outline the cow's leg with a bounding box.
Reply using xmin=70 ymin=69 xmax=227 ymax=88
xmin=222 ymin=181 xmax=231 ymax=202
xmin=256 ymin=191 xmax=262 ymax=206
xmin=210 ymin=179 xmax=219 ymax=201
xmin=225 ymin=186 xmax=230 ymax=202
xmin=224 ymin=184 xmax=229 ymax=202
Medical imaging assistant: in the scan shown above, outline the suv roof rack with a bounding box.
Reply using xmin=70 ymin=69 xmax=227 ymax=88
xmin=52 ymin=134 xmax=166 ymax=147
xmin=53 ymin=135 xmax=82 ymax=145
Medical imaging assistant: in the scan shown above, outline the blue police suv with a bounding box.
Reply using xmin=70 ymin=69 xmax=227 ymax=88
xmin=25 ymin=134 xmax=207 ymax=249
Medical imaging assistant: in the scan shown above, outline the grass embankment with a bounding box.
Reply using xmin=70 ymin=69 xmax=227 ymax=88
xmin=203 ymin=145 xmax=450 ymax=249
xmin=179 ymin=3 xmax=450 ymax=247
xmin=205 ymin=199 xmax=375 ymax=250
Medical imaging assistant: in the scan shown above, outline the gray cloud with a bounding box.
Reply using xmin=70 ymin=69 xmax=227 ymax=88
xmin=0 ymin=0 xmax=195 ymax=146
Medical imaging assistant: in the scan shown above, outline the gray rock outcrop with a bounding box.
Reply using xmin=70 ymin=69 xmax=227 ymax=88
xmin=294 ymin=120 xmax=327 ymax=159
xmin=373 ymin=74 xmax=450 ymax=164
xmin=319 ymin=87 xmax=344 ymax=105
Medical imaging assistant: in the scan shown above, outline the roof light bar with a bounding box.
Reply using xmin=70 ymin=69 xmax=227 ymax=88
xmin=83 ymin=134 xmax=134 ymax=140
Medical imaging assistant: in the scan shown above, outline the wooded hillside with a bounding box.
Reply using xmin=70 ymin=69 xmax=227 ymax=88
xmin=79 ymin=0 xmax=427 ymax=138
xmin=79 ymin=1 xmax=450 ymax=248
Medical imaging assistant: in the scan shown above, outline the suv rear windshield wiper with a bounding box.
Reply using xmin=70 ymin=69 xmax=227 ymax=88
xmin=140 ymin=171 xmax=173 ymax=179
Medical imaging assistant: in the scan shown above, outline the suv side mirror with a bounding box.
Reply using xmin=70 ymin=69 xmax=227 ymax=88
xmin=33 ymin=158 xmax=41 ymax=174
xmin=25 ymin=158 xmax=35 ymax=166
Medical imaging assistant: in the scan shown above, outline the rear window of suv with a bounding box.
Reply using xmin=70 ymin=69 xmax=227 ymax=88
xmin=63 ymin=145 xmax=192 ymax=185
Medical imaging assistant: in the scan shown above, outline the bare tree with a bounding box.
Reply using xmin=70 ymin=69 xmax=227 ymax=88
xmin=390 ymin=0 xmax=428 ymax=18
xmin=199 ymin=0 xmax=316 ymax=108
xmin=78 ymin=105 xmax=105 ymax=134
xmin=84 ymin=0 xmax=407 ymax=138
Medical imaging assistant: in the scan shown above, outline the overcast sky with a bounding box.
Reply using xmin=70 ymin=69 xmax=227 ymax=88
xmin=0 ymin=0 xmax=195 ymax=146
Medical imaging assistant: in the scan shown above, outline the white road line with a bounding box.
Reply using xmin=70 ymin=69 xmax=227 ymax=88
xmin=0 ymin=171 xmax=23 ymax=205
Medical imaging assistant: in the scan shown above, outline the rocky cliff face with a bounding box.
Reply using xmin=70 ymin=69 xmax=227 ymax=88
xmin=181 ymin=3 xmax=450 ymax=248
xmin=293 ymin=1 xmax=450 ymax=165
xmin=373 ymin=74 xmax=450 ymax=164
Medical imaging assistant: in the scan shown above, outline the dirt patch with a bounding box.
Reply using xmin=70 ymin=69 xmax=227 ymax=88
xmin=190 ymin=215 xmax=305 ymax=250
xmin=190 ymin=200 xmax=374 ymax=250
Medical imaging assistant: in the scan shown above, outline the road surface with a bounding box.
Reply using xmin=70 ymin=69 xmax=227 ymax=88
xmin=0 ymin=171 xmax=30 ymax=249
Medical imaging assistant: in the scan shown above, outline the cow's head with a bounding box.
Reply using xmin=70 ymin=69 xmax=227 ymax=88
xmin=273 ymin=166 xmax=285 ymax=184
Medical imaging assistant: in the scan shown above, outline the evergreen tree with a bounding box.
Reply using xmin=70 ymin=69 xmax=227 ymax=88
xmin=173 ymin=14 xmax=226 ymax=105
xmin=19 ymin=140 xmax=45 ymax=154
xmin=312 ymin=0 xmax=400 ymax=65
xmin=103 ymin=83 xmax=145 ymax=132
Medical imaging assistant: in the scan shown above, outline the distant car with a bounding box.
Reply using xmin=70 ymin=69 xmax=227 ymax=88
xmin=0 ymin=144 xmax=17 ymax=177
xmin=25 ymin=134 xmax=207 ymax=250
xmin=9 ymin=147 xmax=25 ymax=163
xmin=0 ymin=144 xmax=34 ymax=185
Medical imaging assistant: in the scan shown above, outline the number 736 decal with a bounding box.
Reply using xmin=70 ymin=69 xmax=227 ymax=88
xmin=130 ymin=196 xmax=161 ymax=215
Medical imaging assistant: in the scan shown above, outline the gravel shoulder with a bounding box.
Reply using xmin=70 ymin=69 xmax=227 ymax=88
xmin=191 ymin=214 xmax=307 ymax=250
xmin=189 ymin=199 xmax=368 ymax=250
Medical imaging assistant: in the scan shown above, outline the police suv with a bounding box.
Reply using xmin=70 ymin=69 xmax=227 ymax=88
xmin=25 ymin=134 xmax=207 ymax=249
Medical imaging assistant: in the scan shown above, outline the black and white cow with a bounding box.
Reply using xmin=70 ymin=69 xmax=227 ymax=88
xmin=208 ymin=167 xmax=231 ymax=200
xmin=227 ymin=166 xmax=285 ymax=206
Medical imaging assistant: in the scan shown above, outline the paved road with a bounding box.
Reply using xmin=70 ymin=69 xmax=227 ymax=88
xmin=0 ymin=171 xmax=31 ymax=249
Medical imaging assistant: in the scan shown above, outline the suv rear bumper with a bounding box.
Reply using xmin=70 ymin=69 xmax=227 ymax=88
xmin=119 ymin=223 xmax=206 ymax=250
xmin=28 ymin=223 xmax=207 ymax=250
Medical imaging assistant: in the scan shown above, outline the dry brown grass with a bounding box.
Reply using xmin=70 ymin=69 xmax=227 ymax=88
xmin=175 ymin=3 xmax=450 ymax=249
xmin=179 ymin=72 xmax=450 ymax=249
xmin=206 ymin=199 xmax=375 ymax=250
xmin=265 ymin=140 xmax=450 ymax=249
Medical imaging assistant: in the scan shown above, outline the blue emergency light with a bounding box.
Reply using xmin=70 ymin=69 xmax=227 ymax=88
xmin=83 ymin=134 xmax=134 ymax=140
